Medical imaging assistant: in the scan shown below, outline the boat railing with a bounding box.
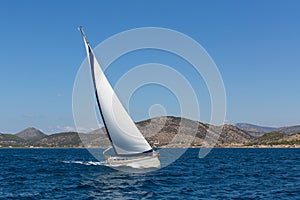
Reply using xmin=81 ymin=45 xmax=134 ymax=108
xmin=103 ymin=146 xmax=112 ymax=159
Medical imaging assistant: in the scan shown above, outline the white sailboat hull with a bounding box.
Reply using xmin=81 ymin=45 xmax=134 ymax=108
xmin=104 ymin=153 xmax=160 ymax=169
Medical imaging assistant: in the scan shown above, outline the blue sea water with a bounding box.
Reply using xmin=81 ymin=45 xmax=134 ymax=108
xmin=0 ymin=148 xmax=300 ymax=199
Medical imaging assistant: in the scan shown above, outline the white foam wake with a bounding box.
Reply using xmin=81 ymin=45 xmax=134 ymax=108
xmin=62 ymin=161 xmax=105 ymax=166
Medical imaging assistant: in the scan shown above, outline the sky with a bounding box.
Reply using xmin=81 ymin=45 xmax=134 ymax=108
xmin=0 ymin=0 xmax=299 ymax=133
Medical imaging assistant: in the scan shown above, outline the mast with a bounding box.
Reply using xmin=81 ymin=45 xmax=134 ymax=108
xmin=78 ymin=27 xmax=114 ymax=147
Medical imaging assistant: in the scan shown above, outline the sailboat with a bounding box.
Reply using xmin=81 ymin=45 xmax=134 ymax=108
xmin=79 ymin=27 xmax=160 ymax=169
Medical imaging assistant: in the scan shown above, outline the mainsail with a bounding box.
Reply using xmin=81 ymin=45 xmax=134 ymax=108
xmin=79 ymin=27 xmax=153 ymax=155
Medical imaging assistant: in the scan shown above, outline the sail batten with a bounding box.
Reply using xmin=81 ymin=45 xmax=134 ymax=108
xmin=80 ymin=28 xmax=153 ymax=155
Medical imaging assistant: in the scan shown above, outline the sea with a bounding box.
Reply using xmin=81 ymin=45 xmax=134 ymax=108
xmin=0 ymin=148 xmax=300 ymax=199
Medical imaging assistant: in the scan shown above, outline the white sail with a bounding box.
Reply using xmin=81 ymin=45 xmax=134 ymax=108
xmin=79 ymin=28 xmax=153 ymax=155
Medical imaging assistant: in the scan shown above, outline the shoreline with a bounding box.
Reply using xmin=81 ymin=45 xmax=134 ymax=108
xmin=1 ymin=144 xmax=300 ymax=149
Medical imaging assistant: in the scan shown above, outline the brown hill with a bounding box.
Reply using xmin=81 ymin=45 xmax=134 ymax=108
xmin=247 ymin=132 xmax=300 ymax=146
xmin=275 ymin=126 xmax=300 ymax=135
xmin=0 ymin=133 xmax=26 ymax=147
xmin=0 ymin=116 xmax=255 ymax=148
xmin=33 ymin=132 xmax=82 ymax=147
xmin=235 ymin=123 xmax=276 ymax=137
xmin=138 ymin=116 xmax=254 ymax=147
xmin=16 ymin=127 xmax=46 ymax=141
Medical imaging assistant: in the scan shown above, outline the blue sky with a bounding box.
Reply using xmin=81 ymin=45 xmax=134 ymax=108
xmin=0 ymin=1 xmax=299 ymax=133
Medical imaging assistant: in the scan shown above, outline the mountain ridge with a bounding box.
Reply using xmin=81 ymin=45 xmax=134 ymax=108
xmin=275 ymin=125 xmax=300 ymax=135
xmin=235 ymin=123 xmax=276 ymax=137
xmin=1 ymin=116 xmax=300 ymax=148
xmin=235 ymin=123 xmax=300 ymax=137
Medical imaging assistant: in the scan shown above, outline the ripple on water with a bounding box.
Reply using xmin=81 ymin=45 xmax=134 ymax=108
xmin=1 ymin=148 xmax=300 ymax=199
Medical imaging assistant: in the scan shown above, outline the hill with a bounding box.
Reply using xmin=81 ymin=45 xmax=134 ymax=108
xmin=0 ymin=116 xmax=254 ymax=148
xmin=217 ymin=124 xmax=253 ymax=145
xmin=235 ymin=123 xmax=276 ymax=137
xmin=31 ymin=130 xmax=110 ymax=148
xmin=246 ymin=132 xmax=300 ymax=146
xmin=16 ymin=127 xmax=46 ymax=141
xmin=0 ymin=133 xmax=26 ymax=147
xmin=33 ymin=116 xmax=253 ymax=148
xmin=275 ymin=125 xmax=300 ymax=135
xmin=137 ymin=116 xmax=253 ymax=147
xmin=236 ymin=123 xmax=300 ymax=136
xmin=3 ymin=116 xmax=300 ymax=148
xmin=33 ymin=132 xmax=82 ymax=147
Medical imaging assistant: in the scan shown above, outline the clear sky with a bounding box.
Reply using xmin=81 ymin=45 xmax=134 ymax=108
xmin=0 ymin=0 xmax=299 ymax=133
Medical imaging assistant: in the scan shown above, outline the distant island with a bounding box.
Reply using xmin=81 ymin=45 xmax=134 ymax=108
xmin=1 ymin=116 xmax=300 ymax=148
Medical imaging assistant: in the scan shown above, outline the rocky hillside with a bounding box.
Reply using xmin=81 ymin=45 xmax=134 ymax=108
xmin=0 ymin=133 xmax=26 ymax=146
xmin=236 ymin=123 xmax=300 ymax=136
xmin=247 ymin=132 xmax=300 ymax=146
xmin=217 ymin=124 xmax=253 ymax=145
xmin=16 ymin=127 xmax=46 ymax=141
xmin=275 ymin=125 xmax=300 ymax=135
xmin=137 ymin=116 xmax=253 ymax=147
xmin=3 ymin=116 xmax=300 ymax=148
xmin=34 ymin=130 xmax=111 ymax=148
xmin=33 ymin=132 xmax=82 ymax=147
xmin=235 ymin=123 xmax=276 ymax=137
